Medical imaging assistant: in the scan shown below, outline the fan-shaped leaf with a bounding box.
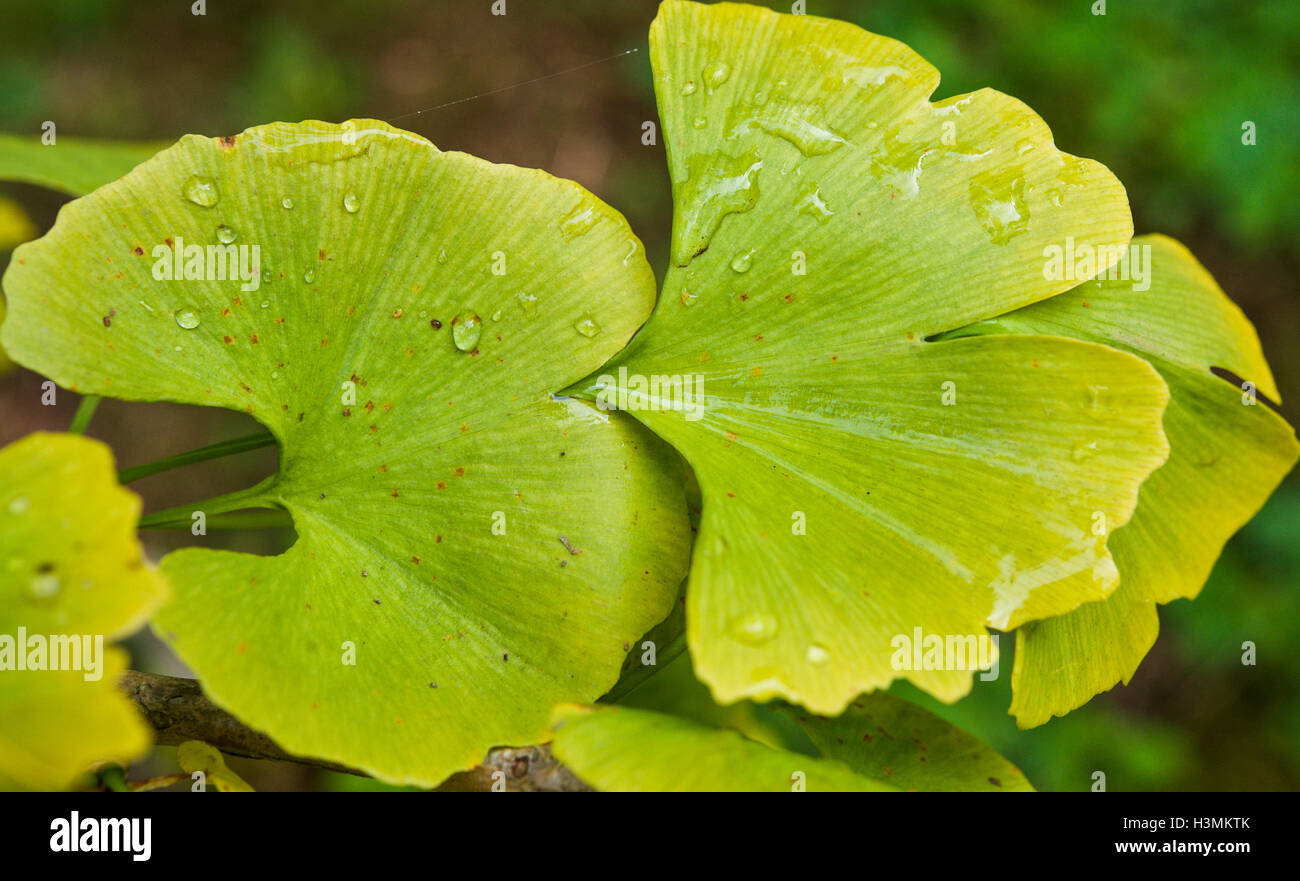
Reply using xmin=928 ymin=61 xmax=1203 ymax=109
xmin=0 ymin=133 xmax=168 ymax=197
xmin=572 ymin=0 xmax=1169 ymax=714
xmin=960 ymin=235 xmax=1299 ymax=726
xmin=1 ymin=120 xmax=691 ymax=786
xmin=0 ymin=432 xmax=168 ymax=790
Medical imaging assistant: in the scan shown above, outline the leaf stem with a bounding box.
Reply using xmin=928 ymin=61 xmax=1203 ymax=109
xmin=136 ymin=479 xmax=282 ymax=530
xmin=118 ymin=431 xmax=277 ymax=484
xmin=68 ymin=395 xmax=101 ymax=435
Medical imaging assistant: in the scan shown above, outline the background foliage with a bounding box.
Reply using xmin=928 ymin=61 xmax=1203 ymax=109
xmin=1 ymin=0 xmax=1295 ymax=790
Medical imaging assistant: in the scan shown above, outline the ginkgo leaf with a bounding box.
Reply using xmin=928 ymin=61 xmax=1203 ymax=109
xmin=552 ymin=703 xmax=892 ymax=791
xmin=0 ymin=194 xmax=37 ymax=250
xmin=0 ymin=432 xmax=168 ymax=791
xmin=1 ymin=119 xmax=691 ymax=786
xmin=0 ymin=133 xmax=168 ymax=197
xmin=790 ymin=692 xmax=1033 ymax=791
xmin=949 ymin=235 xmax=1298 ymax=727
xmin=551 ymin=691 xmax=1032 ymax=791
xmin=568 ymin=0 xmax=1169 ymax=714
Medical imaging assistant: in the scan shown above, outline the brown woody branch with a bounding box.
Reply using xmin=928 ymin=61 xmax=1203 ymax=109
xmin=117 ymin=670 xmax=590 ymax=792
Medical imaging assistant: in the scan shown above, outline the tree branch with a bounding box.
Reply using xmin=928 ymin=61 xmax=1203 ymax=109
xmin=117 ymin=670 xmax=590 ymax=792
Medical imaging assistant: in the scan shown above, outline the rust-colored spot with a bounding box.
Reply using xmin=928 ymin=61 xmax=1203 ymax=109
xmin=459 ymin=423 xmax=468 ymax=433
xmin=783 ymin=293 xmax=793 ymax=303
xmin=223 ymin=335 xmax=233 ymax=344
xmin=411 ymin=556 xmax=420 ymax=564
xmin=726 ymin=432 xmax=738 ymax=442
xmin=318 ymin=249 xmax=327 ymax=260
xmin=342 ymin=408 xmax=351 ymax=416
xmin=436 ymin=481 xmax=447 ymax=490
xmin=164 ymin=237 xmax=174 ymax=249
xmin=249 ymin=333 xmax=260 ymax=344
xmin=750 ymin=366 xmax=763 ymax=377
xmin=132 ymin=245 xmax=145 ymax=257
xmin=221 ymin=307 xmax=232 ymax=317
xmin=218 ymin=134 xmax=237 ymax=149
xmin=379 ymin=464 xmax=388 ymax=472
xmin=454 ymin=467 xmax=464 ymax=477
xmin=1031 ymin=359 xmax=1040 ymax=368
xmin=391 ymin=489 xmax=400 ymax=497
xmin=237 ymin=641 xmax=248 ymax=654
xmin=392 ymin=308 xmax=403 ymax=319
xmin=906 ymin=331 xmax=914 ymax=340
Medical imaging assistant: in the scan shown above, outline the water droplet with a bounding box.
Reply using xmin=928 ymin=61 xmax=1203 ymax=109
xmin=181 ymin=175 xmax=219 ymax=208
xmin=681 ymin=80 xmax=697 ymax=96
xmin=678 ymin=288 xmax=698 ymax=307
xmin=303 ymin=269 xmax=315 ymax=284
xmin=969 ymin=168 xmax=1030 ymax=245
xmin=281 ymin=196 xmax=294 ymax=210
xmin=262 ymin=268 xmax=273 ymax=284
xmin=28 ymin=572 xmax=61 ymax=600
xmin=559 ymin=202 xmax=599 ymax=240
xmin=516 ymin=292 xmax=538 ymax=316
xmin=342 ymin=193 xmax=359 ymax=213
xmin=693 ymin=116 xmax=708 ymax=129
xmin=1071 ymin=440 xmax=1100 ymax=461
xmin=672 ymin=149 xmax=763 ymax=266
xmin=260 ymin=300 xmax=270 ymax=309
xmin=1014 ymin=137 xmax=1037 ymax=157
xmin=730 ymin=248 xmax=755 ymax=273
xmin=796 ymin=182 xmax=834 ymax=223
xmin=175 ymin=308 xmax=201 ymax=330
xmin=725 ymin=97 xmax=848 ymax=156
xmin=729 ymin=612 xmax=778 ymax=646
xmin=490 ymin=308 xmax=503 ymax=322
xmin=452 ymin=313 xmax=482 ymax=351
xmin=437 ymin=249 xmax=449 ymax=264
xmin=216 ymin=224 xmax=236 ymax=244
xmin=704 ymin=60 xmax=731 ymax=90
xmin=7 ymin=497 xmax=29 ymax=515
xmin=805 ymin=643 xmax=831 ymax=665
xmin=573 ymin=315 xmax=601 ymax=338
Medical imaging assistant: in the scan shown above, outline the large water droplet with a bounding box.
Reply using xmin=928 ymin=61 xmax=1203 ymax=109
xmin=216 ymin=224 xmax=236 ymax=244
xmin=730 ymin=248 xmax=755 ymax=273
xmin=452 ymin=313 xmax=482 ymax=351
xmin=725 ymin=97 xmax=848 ymax=156
xmin=573 ymin=315 xmax=601 ymax=338
xmin=182 ymin=175 xmax=219 ymax=208
xmin=559 ymin=202 xmax=598 ymax=241
xmin=342 ymin=193 xmax=359 ymax=213
xmin=175 ymin=308 xmax=201 ymax=330
xmin=672 ymin=149 xmax=763 ymax=266
xmin=796 ymin=182 xmax=833 ymax=223
xmin=969 ymin=168 xmax=1030 ymax=245
xmin=729 ymin=611 xmax=778 ymax=646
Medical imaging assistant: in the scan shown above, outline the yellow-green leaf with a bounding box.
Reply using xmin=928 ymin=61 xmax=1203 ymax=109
xmin=1 ymin=120 xmax=690 ymax=786
xmin=962 ymin=235 xmax=1299 ymax=726
xmin=571 ymin=0 xmax=1168 ymax=715
xmin=0 ymin=432 xmax=168 ymax=790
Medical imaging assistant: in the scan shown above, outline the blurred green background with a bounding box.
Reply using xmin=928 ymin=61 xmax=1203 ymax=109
xmin=1 ymin=0 xmax=1296 ymax=791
